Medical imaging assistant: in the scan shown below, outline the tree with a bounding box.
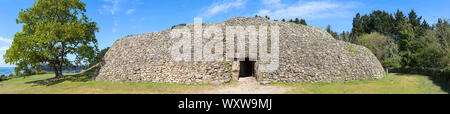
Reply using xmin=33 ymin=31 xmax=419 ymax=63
xmin=434 ymin=18 xmax=450 ymax=51
xmin=90 ymin=47 xmax=110 ymax=67
xmin=339 ymin=31 xmax=350 ymax=42
xmin=367 ymin=10 xmax=394 ymax=35
xmin=408 ymin=10 xmax=422 ymax=27
xmin=265 ymin=15 xmax=270 ymax=20
xmin=422 ymin=20 xmax=431 ymax=30
xmin=433 ymin=18 xmax=450 ymax=67
xmin=294 ymin=18 xmax=300 ymax=23
xmin=4 ymin=0 xmax=98 ymax=78
xmin=398 ymin=24 xmax=422 ymax=67
xmin=281 ymin=19 xmax=286 ymax=22
xmin=393 ymin=9 xmax=408 ymax=38
xmin=350 ymin=13 xmax=363 ymax=42
xmin=300 ymin=19 xmax=307 ymax=25
xmin=355 ymin=32 xmax=401 ymax=69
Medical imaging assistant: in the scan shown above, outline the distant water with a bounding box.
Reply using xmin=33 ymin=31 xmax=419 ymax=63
xmin=0 ymin=67 xmax=85 ymax=76
xmin=0 ymin=67 xmax=15 ymax=76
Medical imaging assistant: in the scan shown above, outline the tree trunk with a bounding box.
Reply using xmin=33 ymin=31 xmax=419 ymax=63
xmin=57 ymin=64 xmax=64 ymax=78
xmin=52 ymin=62 xmax=64 ymax=79
xmin=59 ymin=42 xmax=65 ymax=78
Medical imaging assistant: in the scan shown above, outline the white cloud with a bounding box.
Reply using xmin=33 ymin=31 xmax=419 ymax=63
xmin=100 ymin=0 xmax=120 ymax=15
xmin=261 ymin=0 xmax=284 ymax=8
xmin=257 ymin=0 xmax=357 ymax=20
xmin=0 ymin=37 xmax=12 ymax=44
xmin=201 ymin=0 xmax=246 ymax=17
xmin=0 ymin=47 xmax=9 ymax=51
xmin=126 ymin=9 xmax=136 ymax=15
xmin=113 ymin=21 xmax=118 ymax=33
xmin=0 ymin=37 xmax=11 ymax=52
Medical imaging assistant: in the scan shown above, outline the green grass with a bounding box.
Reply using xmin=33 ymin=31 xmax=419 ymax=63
xmin=0 ymin=74 xmax=215 ymax=94
xmin=271 ymin=73 xmax=448 ymax=94
xmin=0 ymin=70 xmax=447 ymax=94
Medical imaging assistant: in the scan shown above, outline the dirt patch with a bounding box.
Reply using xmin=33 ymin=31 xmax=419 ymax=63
xmin=200 ymin=77 xmax=291 ymax=94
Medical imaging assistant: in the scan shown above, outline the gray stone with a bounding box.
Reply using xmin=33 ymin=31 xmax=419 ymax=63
xmin=95 ymin=17 xmax=386 ymax=84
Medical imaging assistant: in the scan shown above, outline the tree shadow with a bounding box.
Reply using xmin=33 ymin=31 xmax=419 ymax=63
xmin=26 ymin=64 xmax=100 ymax=86
xmin=393 ymin=73 xmax=450 ymax=93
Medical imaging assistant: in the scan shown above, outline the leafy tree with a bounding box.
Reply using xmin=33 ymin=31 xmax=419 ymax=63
xmin=281 ymin=19 xmax=286 ymax=22
xmin=90 ymin=47 xmax=110 ymax=67
xmin=409 ymin=30 xmax=447 ymax=68
xmin=4 ymin=0 xmax=98 ymax=78
xmin=355 ymin=32 xmax=401 ymax=68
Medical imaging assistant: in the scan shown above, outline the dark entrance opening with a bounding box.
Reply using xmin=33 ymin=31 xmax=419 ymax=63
xmin=239 ymin=58 xmax=255 ymax=78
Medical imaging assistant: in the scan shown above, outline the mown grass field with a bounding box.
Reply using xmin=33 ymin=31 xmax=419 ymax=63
xmin=272 ymin=73 xmax=448 ymax=94
xmin=0 ymin=72 xmax=447 ymax=94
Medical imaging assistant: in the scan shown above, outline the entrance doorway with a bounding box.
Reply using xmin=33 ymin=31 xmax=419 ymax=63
xmin=239 ymin=58 xmax=255 ymax=78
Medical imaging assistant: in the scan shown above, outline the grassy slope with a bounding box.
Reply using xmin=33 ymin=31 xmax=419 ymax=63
xmin=0 ymin=72 xmax=447 ymax=94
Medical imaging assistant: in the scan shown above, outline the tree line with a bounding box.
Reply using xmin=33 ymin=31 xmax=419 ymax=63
xmin=255 ymin=15 xmax=308 ymax=25
xmin=327 ymin=10 xmax=449 ymax=84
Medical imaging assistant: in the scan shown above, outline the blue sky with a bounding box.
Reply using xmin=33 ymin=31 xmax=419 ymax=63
xmin=0 ymin=0 xmax=449 ymax=67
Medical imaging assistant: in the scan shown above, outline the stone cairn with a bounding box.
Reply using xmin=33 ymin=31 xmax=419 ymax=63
xmin=95 ymin=17 xmax=386 ymax=84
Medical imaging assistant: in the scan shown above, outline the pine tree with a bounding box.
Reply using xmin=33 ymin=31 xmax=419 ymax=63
xmin=408 ymin=10 xmax=422 ymax=27
xmin=294 ymin=18 xmax=300 ymax=24
xmin=394 ymin=9 xmax=408 ymax=39
xmin=300 ymin=19 xmax=307 ymax=25
xmin=422 ymin=20 xmax=431 ymax=30
xmin=326 ymin=25 xmax=339 ymax=40
xmin=350 ymin=13 xmax=363 ymax=42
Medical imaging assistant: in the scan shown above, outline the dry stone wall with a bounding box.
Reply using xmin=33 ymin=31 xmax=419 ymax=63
xmin=95 ymin=17 xmax=386 ymax=84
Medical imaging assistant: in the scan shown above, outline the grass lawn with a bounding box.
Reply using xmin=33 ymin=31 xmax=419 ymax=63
xmin=0 ymin=73 xmax=216 ymax=94
xmin=272 ymin=73 xmax=448 ymax=94
xmin=0 ymin=72 xmax=447 ymax=94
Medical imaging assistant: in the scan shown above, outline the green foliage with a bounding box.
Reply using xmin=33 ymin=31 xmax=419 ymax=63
xmin=350 ymin=10 xmax=395 ymax=39
xmin=171 ymin=23 xmax=187 ymax=29
xmin=345 ymin=42 xmax=359 ymax=54
xmin=349 ymin=9 xmax=448 ymax=70
xmin=339 ymin=31 xmax=351 ymax=42
xmin=299 ymin=19 xmax=307 ymax=25
xmin=288 ymin=18 xmax=307 ymax=25
xmin=355 ymin=32 xmax=401 ymax=69
xmin=4 ymin=0 xmax=98 ymax=78
xmin=90 ymin=47 xmax=110 ymax=67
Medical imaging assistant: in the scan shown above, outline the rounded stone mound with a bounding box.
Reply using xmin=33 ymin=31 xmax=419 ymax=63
xmin=95 ymin=17 xmax=385 ymax=84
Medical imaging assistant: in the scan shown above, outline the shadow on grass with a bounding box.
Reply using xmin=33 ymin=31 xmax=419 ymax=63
xmin=393 ymin=73 xmax=450 ymax=93
xmin=25 ymin=64 xmax=100 ymax=86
